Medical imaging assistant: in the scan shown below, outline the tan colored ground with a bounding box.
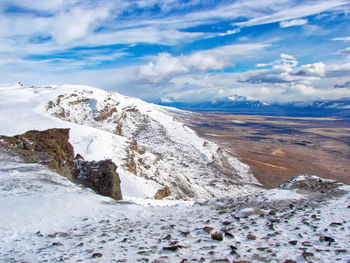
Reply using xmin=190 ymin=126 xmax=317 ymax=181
xmin=185 ymin=113 xmax=350 ymax=188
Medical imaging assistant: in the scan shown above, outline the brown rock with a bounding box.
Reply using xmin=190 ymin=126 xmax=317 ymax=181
xmin=154 ymin=186 xmax=171 ymax=200
xmin=302 ymin=252 xmax=314 ymax=260
xmin=247 ymin=234 xmax=257 ymax=240
xmin=163 ymin=245 xmax=184 ymax=251
xmin=203 ymin=226 xmax=213 ymax=233
xmin=288 ymin=240 xmax=297 ymax=245
xmin=0 ymin=128 xmax=74 ymax=179
xmin=94 ymin=107 xmax=117 ymax=122
xmin=211 ymin=232 xmax=223 ymax=241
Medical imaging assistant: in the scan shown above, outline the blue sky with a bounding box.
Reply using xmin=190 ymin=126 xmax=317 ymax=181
xmin=1 ymin=0 xmax=350 ymax=103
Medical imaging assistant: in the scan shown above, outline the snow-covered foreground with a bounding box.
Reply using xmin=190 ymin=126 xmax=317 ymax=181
xmin=1 ymin=150 xmax=349 ymax=263
xmin=0 ymin=83 xmax=261 ymax=200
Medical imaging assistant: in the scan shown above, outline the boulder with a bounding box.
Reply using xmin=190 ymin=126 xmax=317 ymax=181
xmin=154 ymin=186 xmax=171 ymax=200
xmin=280 ymin=175 xmax=340 ymax=193
xmin=74 ymin=159 xmax=122 ymax=200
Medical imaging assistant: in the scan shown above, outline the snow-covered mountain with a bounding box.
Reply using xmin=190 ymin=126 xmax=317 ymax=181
xmin=156 ymin=95 xmax=268 ymax=111
xmin=290 ymin=98 xmax=350 ymax=110
xmin=0 ymin=83 xmax=261 ymax=201
xmin=155 ymin=95 xmax=350 ymax=117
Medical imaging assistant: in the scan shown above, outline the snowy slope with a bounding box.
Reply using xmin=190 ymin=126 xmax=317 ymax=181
xmin=0 ymin=83 xmax=261 ymax=200
xmin=1 ymin=149 xmax=349 ymax=263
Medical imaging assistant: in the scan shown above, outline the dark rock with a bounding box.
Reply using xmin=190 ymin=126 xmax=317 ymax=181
xmin=247 ymin=234 xmax=256 ymax=240
xmin=163 ymin=245 xmax=184 ymax=251
xmin=224 ymin=232 xmax=234 ymax=238
xmin=211 ymin=232 xmax=223 ymax=241
xmin=302 ymin=252 xmax=314 ymax=260
xmin=162 ymin=234 xmax=172 ymax=240
xmin=288 ymin=240 xmax=297 ymax=245
xmin=283 ymin=260 xmax=296 ymax=263
xmin=74 ymin=153 xmax=84 ymax=160
xmin=324 ymin=236 xmax=335 ymax=243
xmin=92 ymin=253 xmax=103 ymax=258
xmin=268 ymin=210 xmax=276 ymax=216
xmin=52 ymin=242 xmax=63 ymax=246
xmin=335 ymin=249 xmax=347 ymax=254
xmin=319 ymin=235 xmax=335 ymax=244
xmin=203 ymin=226 xmax=213 ymax=233
xmin=74 ymin=159 xmax=122 ymax=200
xmin=169 ymin=241 xmax=179 ymax=246
xmin=301 ymin=241 xmax=312 ymax=247
xmin=181 ymin=231 xmax=190 ymax=237
xmin=329 ymin=222 xmax=343 ymax=226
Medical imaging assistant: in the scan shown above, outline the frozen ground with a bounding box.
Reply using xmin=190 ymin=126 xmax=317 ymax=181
xmin=1 ymin=149 xmax=349 ymax=263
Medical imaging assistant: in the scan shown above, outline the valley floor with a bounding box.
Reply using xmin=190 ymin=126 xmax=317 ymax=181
xmin=184 ymin=113 xmax=350 ymax=188
xmin=1 ymin=149 xmax=349 ymax=263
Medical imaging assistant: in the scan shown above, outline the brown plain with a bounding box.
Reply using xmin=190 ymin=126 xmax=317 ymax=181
xmin=185 ymin=113 xmax=350 ymax=188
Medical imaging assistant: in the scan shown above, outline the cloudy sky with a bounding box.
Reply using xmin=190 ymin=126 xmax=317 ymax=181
xmin=1 ymin=0 xmax=350 ymax=103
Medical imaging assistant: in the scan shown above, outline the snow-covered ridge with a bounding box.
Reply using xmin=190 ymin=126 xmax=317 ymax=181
xmin=0 ymin=83 xmax=261 ymax=200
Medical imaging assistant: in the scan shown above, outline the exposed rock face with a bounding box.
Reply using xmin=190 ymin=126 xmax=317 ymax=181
xmin=0 ymin=128 xmax=122 ymax=200
xmin=0 ymin=128 xmax=74 ymax=179
xmin=154 ymin=186 xmax=171 ymax=200
xmin=75 ymin=159 xmax=122 ymax=200
xmin=279 ymin=175 xmax=341 ymax=193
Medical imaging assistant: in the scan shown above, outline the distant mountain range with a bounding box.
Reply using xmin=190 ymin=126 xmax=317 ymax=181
xmin=153 ymin=96 xmax=350 ymax=117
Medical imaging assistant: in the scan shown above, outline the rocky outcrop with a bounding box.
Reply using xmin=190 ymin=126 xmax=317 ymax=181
xmin=0 ymin=128 xmax=122 ymax=200
xmin=154 ymin=186 xmax=171 ymax=200
xmin=279 ymin=175 xmax=341 ymax=193
xmin=75 ymin=159 xmax=122 ymax=200
xmin=0 ymin=128 xmax=74 ymax=179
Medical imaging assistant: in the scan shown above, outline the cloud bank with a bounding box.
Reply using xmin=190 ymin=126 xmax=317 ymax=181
xmin=0 ymin=0 xmax=349 ymax=103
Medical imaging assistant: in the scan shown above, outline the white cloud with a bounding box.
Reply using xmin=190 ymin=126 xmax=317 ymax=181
xmin=184 ymin=52 xmax=227 ymax=71
xmin=280 ymin=19 xmax=308 ymax=28
xmin=80 ymin=27 xmax=204 ymax=47
xmin=292 ymin=62 xmax=326 ymax=77
xmin=218 ymin=28 xmax=240 ymax=36
xmin=238 ymin=0 xmax=347 ymax=27
xmin=51 ymin=6 xmax=111 ymax=44
xmin=138 ymin=53 xmax=189 ymax=83
xmin=137 ymin=43 xmax=269 ymax=83
xmin=332 ymin=36 xmax=350 ymax=41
